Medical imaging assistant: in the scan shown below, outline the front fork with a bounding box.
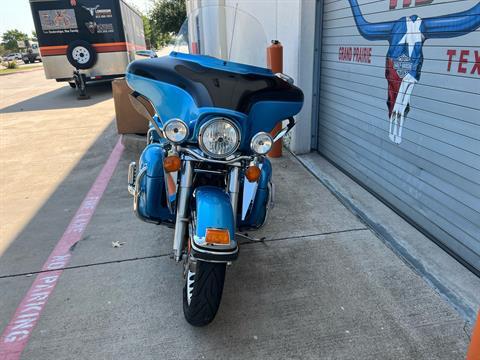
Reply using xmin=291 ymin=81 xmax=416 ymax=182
xmin=228 ymin=167 xmax=240 ymax=230
xmin=173 ymin=161 xmax=193 ymax=261
xmin=172 ymin=160 xmax=241 ymax=262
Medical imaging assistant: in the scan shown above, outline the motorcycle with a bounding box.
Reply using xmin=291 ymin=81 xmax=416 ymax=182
xmin=126 ymin=6 xmax=304 ymax=326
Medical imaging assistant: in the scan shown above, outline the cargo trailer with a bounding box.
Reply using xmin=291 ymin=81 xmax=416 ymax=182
xmin=30 ymin=0 xmax=146 ymax=97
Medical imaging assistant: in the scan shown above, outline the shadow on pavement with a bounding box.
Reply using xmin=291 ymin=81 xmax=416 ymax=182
xmin=0 ymin=82 xmax=113 ymax=114
xmin=0 ymin=121 xmax=122 ymax=278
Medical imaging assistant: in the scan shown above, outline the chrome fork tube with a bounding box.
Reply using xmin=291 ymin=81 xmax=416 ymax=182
xmin=173 ymin=160 xmax=193 ymax=261
xmin=228 ymin=167 xmax=240 ymax=230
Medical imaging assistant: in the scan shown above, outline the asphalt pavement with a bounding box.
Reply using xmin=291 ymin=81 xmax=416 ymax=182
xmin=0 ymin=70 xmax=472 ymax=359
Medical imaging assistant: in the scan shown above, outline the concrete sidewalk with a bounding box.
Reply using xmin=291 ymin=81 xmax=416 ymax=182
xmin=0 ymin=71 xmax=475 ymax=359
xmin=297 ymin=152 xmax=480 ymax=324
xmin=1 ymin=139 xmax=472 ymax=359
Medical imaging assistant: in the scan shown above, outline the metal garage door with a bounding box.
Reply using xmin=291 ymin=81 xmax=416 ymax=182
xmin=314 ymin=0 xmax=480 ymax=273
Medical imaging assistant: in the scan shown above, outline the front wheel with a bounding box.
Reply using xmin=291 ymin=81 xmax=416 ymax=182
xmin=183 ymin=260 xmax=226 ymax=326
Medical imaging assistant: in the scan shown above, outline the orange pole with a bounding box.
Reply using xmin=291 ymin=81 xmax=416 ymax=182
xmin=467 ymin=311 xmax=480 ymax=360
xmin=266 ymin=40 xmax=283 ymax=158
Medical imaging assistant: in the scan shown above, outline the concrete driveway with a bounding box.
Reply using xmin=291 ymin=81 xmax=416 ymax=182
xmin=0 ymin=70 xmax=471 ymax=359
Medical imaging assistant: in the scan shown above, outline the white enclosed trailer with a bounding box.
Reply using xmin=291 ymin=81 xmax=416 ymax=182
xmin=30 ymin=0 xmax=146 ymax=95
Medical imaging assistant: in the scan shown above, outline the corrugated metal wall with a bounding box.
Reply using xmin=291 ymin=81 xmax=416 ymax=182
xmin=316 ymin=0 xmax=480 ymax=272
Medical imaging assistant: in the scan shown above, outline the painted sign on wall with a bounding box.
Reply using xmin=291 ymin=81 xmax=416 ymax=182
xmin=317 ymin=0 xmax=480 ymax=273
xmin=346 ymin=0 xmax=480 ymax=143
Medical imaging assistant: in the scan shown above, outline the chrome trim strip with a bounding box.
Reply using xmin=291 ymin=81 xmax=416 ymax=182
xmin=133 ymin=166 xmax=146 ymax=212
xmin=259 ymin=182 xmax=275 ymax=228
xmin=241 ymin=175 xmax=259 ymax=221
xmin=275 ymin=72 xmax=294 ymax=84
xmin=193 ymin=234 xmax=236 ymax=251
xmin=149 ymin=118 xmax=163 ymax=139
xmin=191 ymin=258 xmax=234 ymax=264
xmin=146 ymin=128 xmax=155 ymax=145
xmin=178 ymin=146 xmax=251 ymax=165
xmin=127 ymin=161 xmax=136 ymax=196
xmin=191 ymin=240 xmax=239 ymax=256
xmin=193 ymin=168 xmax=226 ymax=175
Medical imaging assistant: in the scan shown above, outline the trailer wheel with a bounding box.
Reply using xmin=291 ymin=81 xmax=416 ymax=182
xmin=67 ymin=40 xmax=97 ymax=70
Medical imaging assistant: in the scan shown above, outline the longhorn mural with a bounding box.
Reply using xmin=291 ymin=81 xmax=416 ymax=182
xmin=347 ymin=0 xmax=480 ymax=143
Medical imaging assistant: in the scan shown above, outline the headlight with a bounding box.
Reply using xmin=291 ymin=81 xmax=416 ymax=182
xmin=164 ymin=119 xmax=188 ymax=143
xmin=250 ymin=132 xmax=273 ymax=155
xmin=199 ymin=118 xmax=241 ymax=158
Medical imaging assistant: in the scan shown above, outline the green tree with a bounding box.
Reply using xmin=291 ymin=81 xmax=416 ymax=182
xmin=31 ymin=31 xmax=37 ymax=42
xmin=142 ymin=15 xmax=154 ymax=49
xmin=149 ymin=0 xmax=186 ymax=47
xmin=2 ymin=29 xmax=28 ymax=51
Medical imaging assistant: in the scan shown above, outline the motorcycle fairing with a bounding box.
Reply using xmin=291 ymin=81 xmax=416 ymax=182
xmin=246 ymin=101 xmax=302 ymax=137
xmin=127 ymin=52 xmax=302 ymax=114
xmin=127 ymin=73 xmax=198 ymax=131
xmin=126 ymin=53 xmax=303 ymax=149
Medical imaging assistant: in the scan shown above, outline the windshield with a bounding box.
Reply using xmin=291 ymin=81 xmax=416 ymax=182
xmin=174 ymin=5 xmax=268 ymax=69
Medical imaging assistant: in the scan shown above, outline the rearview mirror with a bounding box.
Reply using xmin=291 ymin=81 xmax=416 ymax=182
xmin=273 ymin=117 xmax=296 ymax=142
xmin=273 ymin=127 xmax=290 ymax=142
xmin=129 ymin=92 xmax=155 ymax=120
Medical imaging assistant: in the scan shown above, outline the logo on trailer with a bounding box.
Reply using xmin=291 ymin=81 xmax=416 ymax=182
xmin=346 ymin=0 xmax=480 ymax=143
xmin=82 ymin=5 xmax=100 ymax=17
xmin=85 ymin=21 xmax=97 ymax=34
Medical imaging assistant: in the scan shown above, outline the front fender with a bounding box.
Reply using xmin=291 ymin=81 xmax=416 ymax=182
xmin=192 ymin=186 xmax=238 ymax=261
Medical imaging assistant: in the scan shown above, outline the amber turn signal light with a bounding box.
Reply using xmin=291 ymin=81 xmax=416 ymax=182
xmin=245 ymin=165 xmax=261 ymax=182
xmin=163 ymin=155 xmax=181 ymax=173
xmin=205 ymin=228 xmax=230 ymax=245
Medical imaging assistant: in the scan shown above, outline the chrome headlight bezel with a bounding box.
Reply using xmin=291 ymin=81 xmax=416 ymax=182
xmin=198 ymin=117 xmax=241 ymax=159
xmin=250 ymin=132 xmax=273 ymax=155
xmin=163 ymin=118 xmax=189 ymax=144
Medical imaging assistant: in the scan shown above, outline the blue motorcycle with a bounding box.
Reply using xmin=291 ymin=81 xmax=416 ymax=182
xmin=126 ymin=6 xmax=303 ymax=326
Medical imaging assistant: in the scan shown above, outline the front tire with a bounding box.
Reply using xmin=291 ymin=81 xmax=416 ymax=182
xmin=183 ymin=260 xmax=226 ymax=326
